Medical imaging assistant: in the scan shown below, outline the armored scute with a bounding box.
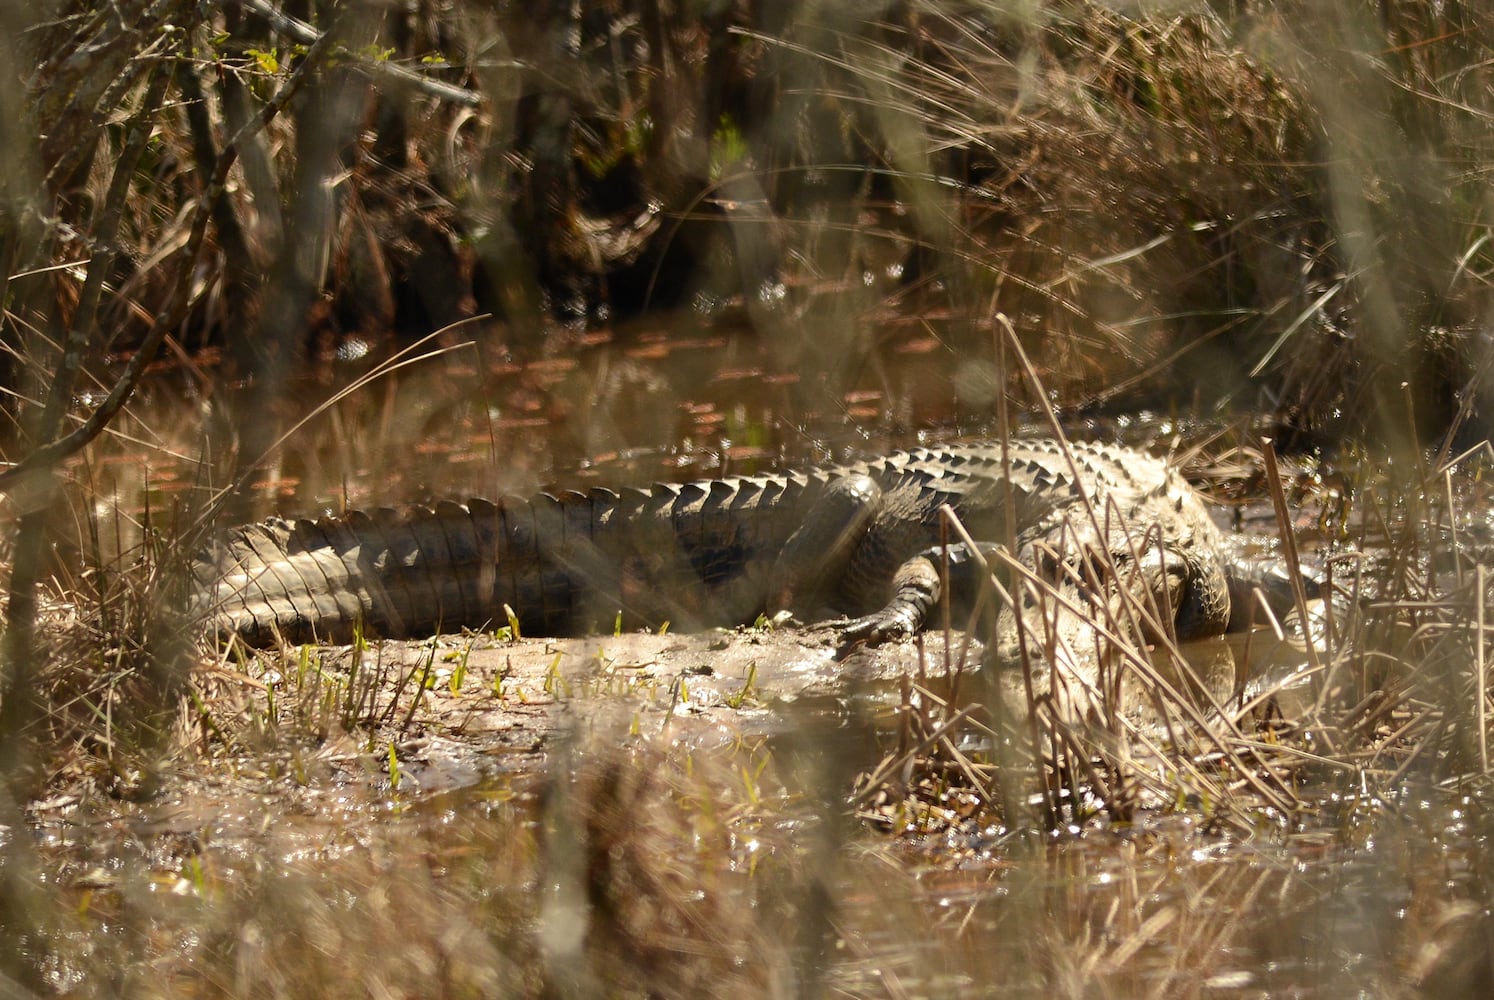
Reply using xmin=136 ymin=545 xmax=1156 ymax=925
xmin=194 ymin=438 xmax=1232 ymax=652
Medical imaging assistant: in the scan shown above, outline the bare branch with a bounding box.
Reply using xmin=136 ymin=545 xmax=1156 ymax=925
xmin=0 ymin=33 xmax=333 ymax=494
xmin=242 ymin=0 xmax=484 ymax=108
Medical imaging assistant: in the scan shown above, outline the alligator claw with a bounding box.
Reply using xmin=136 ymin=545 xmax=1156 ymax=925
xmin=836 ymin=607 xmax=920 ymax=652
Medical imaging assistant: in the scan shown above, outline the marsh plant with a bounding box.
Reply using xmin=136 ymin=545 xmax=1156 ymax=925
xmin=0 ymin=0 xmax=1493 ymax=995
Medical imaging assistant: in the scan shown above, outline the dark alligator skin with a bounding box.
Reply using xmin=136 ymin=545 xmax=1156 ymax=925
xmin=194 ymin=438 xmax=1233 ymax=651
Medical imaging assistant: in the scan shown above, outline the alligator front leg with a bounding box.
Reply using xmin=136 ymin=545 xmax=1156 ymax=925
xmin=837 ymin=542 xmax=1002 ymax=645
xmin=838 ymin=540 xmax=1227 ymax=657
xmin=837 ymin=553 xmax=942 ymax=644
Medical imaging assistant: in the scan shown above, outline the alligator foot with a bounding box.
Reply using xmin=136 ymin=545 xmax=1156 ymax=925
xmin=770 ymin=605 xmax=921 ymax=654
xmin=830 ymin=552 xmax=946 ymax=655
xmin=836 ymin=606 xmax=922 ymax=651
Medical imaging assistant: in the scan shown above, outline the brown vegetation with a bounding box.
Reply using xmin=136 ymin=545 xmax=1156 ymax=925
xmin=1 ymin=0 xmax=1493 ymax=994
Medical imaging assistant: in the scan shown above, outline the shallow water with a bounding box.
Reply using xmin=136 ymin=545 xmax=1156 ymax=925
xmin=30 ymin=737 xmax=1490 ymax=997
xmin=18 ymin=321 xmax=1494 ymax=996
xmin=61 ymin=314 xmax=1236 ymax=556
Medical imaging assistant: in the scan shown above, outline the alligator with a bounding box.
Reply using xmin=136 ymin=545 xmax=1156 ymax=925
xmin=193 ymin=438 xmax=1233 ymax=653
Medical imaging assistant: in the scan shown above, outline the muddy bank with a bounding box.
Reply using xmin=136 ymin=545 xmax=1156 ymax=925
xmin=22 ymin=625 xmax=982 ymax=876
xmin=134 ymin=619 xmax=1267 ymax=836
xmin=220 ymin=624 xmax=983 ymax=789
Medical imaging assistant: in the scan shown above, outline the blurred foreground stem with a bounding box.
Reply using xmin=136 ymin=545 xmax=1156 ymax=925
xmin=0 ymin=59 xmax=176 ymax=782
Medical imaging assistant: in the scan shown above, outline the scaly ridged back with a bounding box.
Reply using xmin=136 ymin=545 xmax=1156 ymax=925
xmin=196 ymin=439 xmax=1228 ymax=647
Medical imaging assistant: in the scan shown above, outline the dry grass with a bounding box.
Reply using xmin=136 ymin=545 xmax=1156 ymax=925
xmin=13 ymin=461 xmax=1494 ymax=997
xmin=5 ymin=3 xmax=1489 ymax=437
xmin=2 ymin=0 xmax=1494 ymax=995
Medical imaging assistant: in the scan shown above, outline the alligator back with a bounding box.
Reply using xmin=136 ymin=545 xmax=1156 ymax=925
xmin=194 ymin=474 xmax=833 ymax=646
xmin=194 ymin=439 xmax=1231 ymax=648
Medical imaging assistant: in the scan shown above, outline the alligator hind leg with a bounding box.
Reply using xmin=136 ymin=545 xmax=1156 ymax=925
xmin=767 ymin=474 xmax=881 ymax=619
